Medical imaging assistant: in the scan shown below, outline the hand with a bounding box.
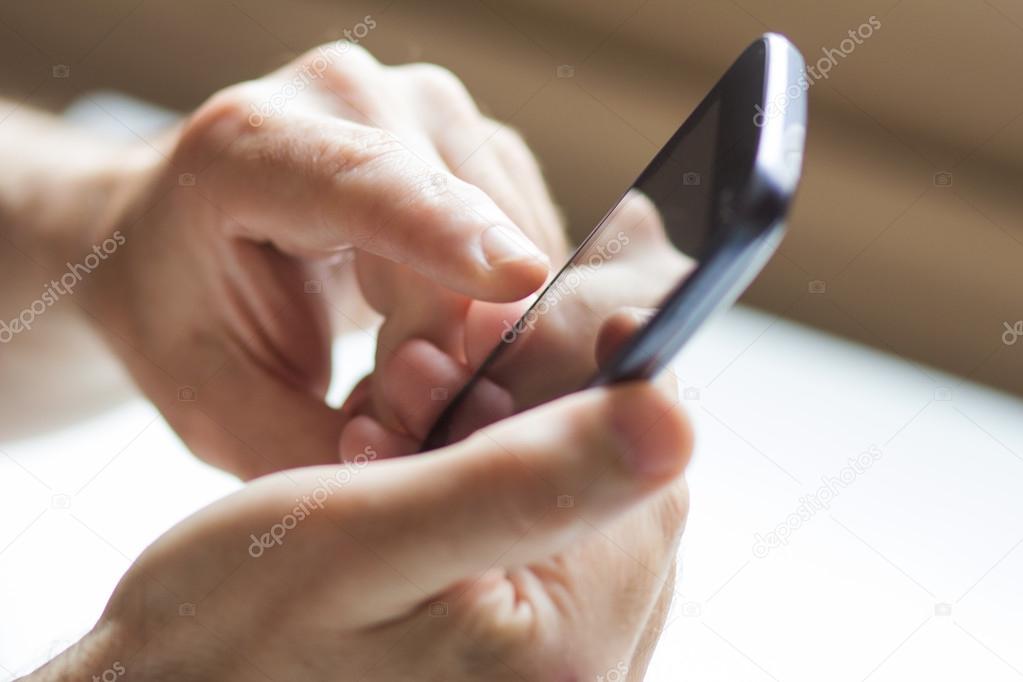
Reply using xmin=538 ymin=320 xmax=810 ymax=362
xmin=28 ymin=383 xmax=690 ymax=682
xmin=340 ymin=189 xmax=693 ymax=452
xmin=43 ymin=44 xmax=567 ymax=478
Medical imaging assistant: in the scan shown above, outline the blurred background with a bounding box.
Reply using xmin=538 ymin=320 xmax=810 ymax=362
xmin=2 ymin=0 xmax=1022 ymax=395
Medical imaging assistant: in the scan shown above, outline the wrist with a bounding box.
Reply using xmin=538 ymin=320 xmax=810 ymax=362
xmin=0 ymin=107 xmax=164 ymax=273
xmin=3 ymin=129 xmax=168 ymax=341
xmin=31 ymin=145 xmax=158 ymax=273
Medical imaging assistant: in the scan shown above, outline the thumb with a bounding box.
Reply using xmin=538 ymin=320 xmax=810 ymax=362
xmin=328 ymin=382 xmax=692 ymax=615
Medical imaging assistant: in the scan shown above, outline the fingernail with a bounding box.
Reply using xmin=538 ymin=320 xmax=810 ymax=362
xmin=610 ymin=393 xmax=684 ymax=478
xmin=481 ymin=225 xmax=548 ymax=269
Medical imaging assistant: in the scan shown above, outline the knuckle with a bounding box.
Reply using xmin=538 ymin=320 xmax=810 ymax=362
xmin=298 ymin=43 xmax=381 ymax=105
xmin=411 ymin=63 xmax=465 ymax=94
xmin=410 ymin=63 xmax=479 ymax=121
xmin=203 ymin=82 xmax=261 ymax=125
xmin=321 ymin=126 xmax=433 ymax=243
xmin=486 ymin=121 xmax=547 ymax=179
xmin=176 ymin=83 xmax=263 ymax=159
xmin=379 ymin=169 xmax=455 ymax=228
xmin=322 ymin=67 xmax=365 ymax=99
xmin=489 ymin=124 xmax=528 ymax=153
xmin=334 ymin=40 xmax=376 ymax=64
xmin=490 ymin=123 xmax=542 ymax=173
xmin=294 ymin=47 xmax=334 ymax=80
xmin=325 ymin=125 xmax=407 ymax=181
xmin=298 ymin=41 xmax=374 ymax=74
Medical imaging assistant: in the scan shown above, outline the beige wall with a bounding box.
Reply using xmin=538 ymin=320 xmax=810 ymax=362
xmin=3 ymin=0 xmax=1022 ymax=394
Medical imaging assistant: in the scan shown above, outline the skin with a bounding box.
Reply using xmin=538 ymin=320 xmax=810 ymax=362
xmin=30 ymin=385 xmax=691 ymax=682
xmin=1 ymin=42 xmax=693 ymax=681
xmin=3 ymin=45 xmax=563 ymax=478
xmin=337 ymin=189 xmax=692 ymax=452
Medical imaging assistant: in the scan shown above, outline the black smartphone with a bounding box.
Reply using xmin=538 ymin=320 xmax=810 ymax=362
xmin=423 ymin=33 xmax=807 ymax=450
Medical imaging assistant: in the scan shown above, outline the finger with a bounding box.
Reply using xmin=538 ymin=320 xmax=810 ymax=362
xmin=482 ymin=124 xmax=568 ymax=260
xmin=339 ymin=414 xmax=419 ymax=460
xmin=463 ymin=298 xmax=532 ymax=369
xmin=594 ymin=307 xmax=656 ymax=369
xmin=379 ymin=338 xmax=514 ymax=441
xmin=320 ymin=382 xmax=693 ymax=614
xmin=366 ymin=302 xmax=470 ymax=433
xmin=392 ymin=65 xmax=566 ymax=259
xmin=186 ymin=98 xmax=549 ymax=302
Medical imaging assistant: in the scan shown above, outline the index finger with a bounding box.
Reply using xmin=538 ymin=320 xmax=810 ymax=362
xmin=181 ymin=97 xmax=550 ymax=302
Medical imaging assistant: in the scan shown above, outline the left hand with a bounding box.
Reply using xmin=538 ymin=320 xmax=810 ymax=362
xmin=30 ymin=44 xmax=565 ymax=479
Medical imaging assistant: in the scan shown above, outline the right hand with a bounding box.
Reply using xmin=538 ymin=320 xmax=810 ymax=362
xmin=33 ymin=383 xmax=691 ymax=682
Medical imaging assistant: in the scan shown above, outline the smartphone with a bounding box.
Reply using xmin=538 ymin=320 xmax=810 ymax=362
xmin=423 ymin=33 xmax=807 ymax=450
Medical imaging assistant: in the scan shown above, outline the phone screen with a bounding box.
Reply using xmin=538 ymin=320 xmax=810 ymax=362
xmin=426 ymin=62 xmax=765 ymax=448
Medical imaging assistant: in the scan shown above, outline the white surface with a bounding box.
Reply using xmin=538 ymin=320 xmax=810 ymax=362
xmin=2 ymin=307 xmax=1021 ymax=680
xmin=650 ymin=308 xmax=1023 ymax=682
